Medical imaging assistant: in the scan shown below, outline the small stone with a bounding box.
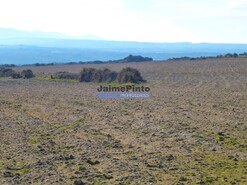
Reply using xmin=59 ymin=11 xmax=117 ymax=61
xmin=65 ymin=155 xmax=75 ymax=160
xmin=74 ymin=180 xmax=86 ymax=185
xmin=103 ymin=174 xmax=113 ymax=179
xmin=4 ymin=171 xmax=14 ymax=177
xmin=217 ymin=131 xmax=224 ymax=136
xmin=166 ymin=154 xmax=175 ymax=161
xmin=86 ymin=159 xmax=100 ymax=165
xmin=179 ymin=176 xmax=187 ymax=181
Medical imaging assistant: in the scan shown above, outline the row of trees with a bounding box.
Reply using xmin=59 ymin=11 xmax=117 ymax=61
xmin=54 ymin=67 xmax=146 ymax=84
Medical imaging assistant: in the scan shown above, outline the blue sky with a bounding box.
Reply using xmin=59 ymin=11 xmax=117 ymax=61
xmin=0 ymin=0 xmax=246 ymax=43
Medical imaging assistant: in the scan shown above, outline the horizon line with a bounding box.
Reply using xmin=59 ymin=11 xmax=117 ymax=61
xmin=1 ymin=27 xmax=247 ymax=45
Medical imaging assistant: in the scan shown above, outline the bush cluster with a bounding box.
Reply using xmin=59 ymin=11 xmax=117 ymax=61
xmin=0 ymin=68 xmax=35 ymax=79
xmin=0 ymin=68 xmax=16 ymax=77
xmin=0 ymin=66 xmax=145 ymax=84
xmin=79 ymin=68 xmax=118 ymax=83
xmin=78 ymin=67 xmax=145 ymax=83
xmin=117 ymin=67 xmax=146 ymax=83
xmin=21 ymin=69 xmax=35 ymax=79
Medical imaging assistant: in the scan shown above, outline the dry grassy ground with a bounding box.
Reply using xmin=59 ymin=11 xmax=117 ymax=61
xmin=1 ymin=58 xmax=247 ymax=185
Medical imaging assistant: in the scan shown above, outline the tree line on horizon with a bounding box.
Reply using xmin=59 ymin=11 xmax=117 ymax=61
xmin=1 ymin=52 xmax=247 ymax=68
xmin=168 ymin=52 xmax=247 ymax=61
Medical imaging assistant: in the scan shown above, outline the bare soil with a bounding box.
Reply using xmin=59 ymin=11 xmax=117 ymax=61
xmin=1 ymin=58 xmax=247 ymax=184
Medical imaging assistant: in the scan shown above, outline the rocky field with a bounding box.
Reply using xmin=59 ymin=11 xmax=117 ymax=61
xmin=0 ymin=58 xmax=247 ymax=184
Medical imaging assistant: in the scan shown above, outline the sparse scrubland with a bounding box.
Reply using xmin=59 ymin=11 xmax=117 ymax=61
xmin=0 ymin=58 xmax=247 ymax=184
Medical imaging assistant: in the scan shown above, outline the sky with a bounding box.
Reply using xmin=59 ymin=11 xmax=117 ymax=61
xmin=0 ymin=0 xmax=247 ymax=43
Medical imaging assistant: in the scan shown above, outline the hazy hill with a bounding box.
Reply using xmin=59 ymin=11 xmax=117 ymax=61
xmin=0 ymin=28 xmax=102 ymax=40
xmin=1 ymin=28 xmax=247 ymax=65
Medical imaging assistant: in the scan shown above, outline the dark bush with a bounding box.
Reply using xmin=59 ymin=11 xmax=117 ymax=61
xmin=92 ymin=69 xmax=103 ymax=82
xmin=0 ymin=68 xmax=16 ymax=77
xmin=79 ymin=68 xmax=117 ymax=83
xmin=101 ymin=68 xmax=118 ymax=82
xmin=79 ymin=68 xmax=97 ymax=82
xmin=117 ymin=67 xmax=146 ymax=84
xmin=21 ymin=69 xmax=35 ymax=79
xmin=11 ymin=72 xmax=21 ymax=79
xmin=54 ymin=71 xmax=79 ymax=80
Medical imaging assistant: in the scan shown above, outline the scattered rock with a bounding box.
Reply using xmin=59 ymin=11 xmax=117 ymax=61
xmin=3 ymin=171 xmax=14 ymax=177
xmin=112 ymin=141 xmax=123 ymax=149
xmin=65 ymin=155 xmax=75 ymax=160
xmin=165 ymin=154 xmax=175 ymax=161
xmin=6 ymin=166 xmax=23 ymax=170
xmin=74 ymin=180 xmax=86 ymax=185
xmin=86 ymin=159 xmax=100 ymax=165
xmin=103 ymin=174 xmax=113 ymax=179
xmin=129 ymin=156 xmax=138 ymax=160
xmin=179 ymin=176 xmax=187 ymax=181
xmin=217 ymin=131 xmax=224 ymax=136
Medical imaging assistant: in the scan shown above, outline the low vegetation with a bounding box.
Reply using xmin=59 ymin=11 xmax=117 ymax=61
xmin=20 ymin=69 xmax=35 ymax=79
xmin=1 ymin=66 xmax=145 ymax=84
xmin=0 ymin=68 xmax=16 ymax=77
xmin=79 ymin=68 xmax=118 ymax=83
xmin=79 ymin=67 xmax=145 ymax=83
xmin=0 ymin=68 xmax=35 ymax=79
xmin=117 ymin=67 xmax=146 ymax=83
xmin=53 ymin=71 xmax=79 ymax=80
xmin=52 ymin=67 xmax=146 ymax=84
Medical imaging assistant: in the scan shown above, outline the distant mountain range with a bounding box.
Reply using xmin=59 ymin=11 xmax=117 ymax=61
xmin=0 ymin=28 xmax=103 ymax=40
xmin=1 ymin=28 xmax=247 ymax=65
